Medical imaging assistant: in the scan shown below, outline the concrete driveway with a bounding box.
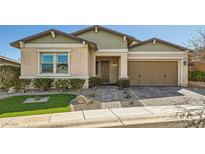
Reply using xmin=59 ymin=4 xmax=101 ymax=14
xmin=130 ymin=86 xmax=205 ymax=106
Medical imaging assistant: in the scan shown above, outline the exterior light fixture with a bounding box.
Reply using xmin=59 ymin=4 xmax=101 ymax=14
xmin=183 ymin=60 xmax=187 ymax=66
xmin=112 ymin=62 xmax=117 ymax=67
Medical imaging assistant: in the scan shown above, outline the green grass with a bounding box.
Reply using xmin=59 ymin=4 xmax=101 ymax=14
xmin=0 ymin=94 xmax=76 ymax=118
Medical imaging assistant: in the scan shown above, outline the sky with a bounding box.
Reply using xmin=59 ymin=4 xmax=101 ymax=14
xmin=0 ymin=25 xmax=204 ymax=60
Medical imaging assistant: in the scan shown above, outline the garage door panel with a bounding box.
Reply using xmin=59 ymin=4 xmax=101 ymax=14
xmin=128 ymin=61 xmax=177 ymax=86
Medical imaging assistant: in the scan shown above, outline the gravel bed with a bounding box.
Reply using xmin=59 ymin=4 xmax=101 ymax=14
xmin=71 ymin=101 xmax=102 ymax=111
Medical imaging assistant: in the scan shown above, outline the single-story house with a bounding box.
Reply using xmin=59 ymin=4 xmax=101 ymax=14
xmin=10 ymin=25 xmax=190 ymax=88
xmin=0 ymin=55 xmax=20 ymax=66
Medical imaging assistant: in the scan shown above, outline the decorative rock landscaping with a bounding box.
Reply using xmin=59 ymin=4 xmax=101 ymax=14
xmin=76 ymin=95 xmax=88 ymax=104
xmin=8 ymin=87 xmax=16 ymax=94
xmin=71 ymin=86 xmax=143 ymax=111
xmin=23 ymin=97 xmax=49 ymax=103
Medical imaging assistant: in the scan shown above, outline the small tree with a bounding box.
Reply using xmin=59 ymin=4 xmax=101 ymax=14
xmin=187 ymin=28 xmax=205 ymax=50
xmin=173 ymin=96 xmax=205 ymax=128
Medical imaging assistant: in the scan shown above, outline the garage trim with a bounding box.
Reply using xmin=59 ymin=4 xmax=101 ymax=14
xmin=127 ymin=51 xmax=188 ymax=86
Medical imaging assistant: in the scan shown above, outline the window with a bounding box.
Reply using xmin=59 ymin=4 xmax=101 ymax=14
xmin=57 ymin=53 xmax=68 ymax=73
xmin=40 ymin=52 xmax=69 ymax=74
xmin=41 ymin=54 xmax=53 ymax=73
xmin=96 ymin=61 xmax=100 ymax=76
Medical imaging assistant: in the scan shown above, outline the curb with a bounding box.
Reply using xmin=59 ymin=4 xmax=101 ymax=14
xmin=21 ymin=113 xmax=181 ymax=128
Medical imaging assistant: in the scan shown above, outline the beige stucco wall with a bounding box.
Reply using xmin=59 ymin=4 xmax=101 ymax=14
xmin=21 ymin=48 xmax=38 ymax=76
xmin=76 ymin=30 xmax=128 ymax=49
xmin=20 ymin=46 xmax=90 ymax=88
xmin=21 ymin=46 xmax=89 ymax=77
xmin=89 ymin=48 xmax=96 ymax=76
xmin=70 ymin=46 xmax=89 ymax=76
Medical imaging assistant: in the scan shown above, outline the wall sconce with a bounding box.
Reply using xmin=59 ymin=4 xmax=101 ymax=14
xmin=183 ymin=60 xmax=187 ymax=66
xmin=112 ymin=62 xmax=117 ymax=67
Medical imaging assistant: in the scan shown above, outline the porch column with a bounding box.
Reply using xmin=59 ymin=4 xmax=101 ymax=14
xmin=180 ymin=57 xmax=188 ymax=86
xmin=119 ymin=53 xmax=128 ymax=78
xmin=90 ymin=50 xmax=96 ymax=76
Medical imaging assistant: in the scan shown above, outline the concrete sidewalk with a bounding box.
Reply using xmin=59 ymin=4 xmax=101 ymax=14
xmin=0 ymin=105 xmax=204 ymax=128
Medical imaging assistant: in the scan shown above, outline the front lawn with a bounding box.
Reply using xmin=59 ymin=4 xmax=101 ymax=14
xmin=0 ymin=94 xmax=76 ymax=118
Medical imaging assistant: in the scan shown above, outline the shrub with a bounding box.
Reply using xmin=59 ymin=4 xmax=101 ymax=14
xmin=20 ymin=79 xmax=31 ymax=92
xmin=32 ymin=78 xmax=53 ymax=91
xmin=70 ymin=79 xmax=85 ymax=89
xmin=117 ymin=79 xmax=130 ymax=89
xmin=55 ymin=79 xmax=70 ymax=91
xmin=89 ymin=92 xmax=96 ymax=97
xmin=89 ymin=77 xmax=103 ymax=88
xmin=0 ymin=65 xmax=20 ymax=90
xmin=189 ymin=71 xmax=205 ymax=82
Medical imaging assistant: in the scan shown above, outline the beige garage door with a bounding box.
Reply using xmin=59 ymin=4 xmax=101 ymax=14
xmin=128 ymin=61 xmax=178 ymax=86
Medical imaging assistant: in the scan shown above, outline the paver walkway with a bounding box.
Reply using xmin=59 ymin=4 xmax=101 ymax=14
xmin=100 ymin=86 xmax=119 ymax=102
xmin=1 ymin=104 xmax=204 ymax=128
xmin=101 ymin=101 xmax=122 ymax=109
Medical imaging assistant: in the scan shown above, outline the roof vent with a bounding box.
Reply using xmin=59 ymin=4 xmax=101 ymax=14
xmin=19 ymin=41 xmax=25 ymax=48
xmin=152 ymin=39 xmax=157 ymax=45
xmin=94 ymin=26 xmax=98 ymax=33
xmin=123 ymin=36 xmax=127 ymax=42
xmin=51 ymin=31 xmax=55 ymax=38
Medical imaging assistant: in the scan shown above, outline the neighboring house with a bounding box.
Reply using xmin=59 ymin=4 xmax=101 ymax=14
xmin=0 ymin=55 xmax=20 ymax=66
xmin=189 ymin=49 xmax=205 ymax=71
xmin=10 ymin=25 xmax=190 ymax=88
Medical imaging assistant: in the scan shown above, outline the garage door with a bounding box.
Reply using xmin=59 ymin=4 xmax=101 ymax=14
xmin=128 ymin=61 xmax=178 ymax=86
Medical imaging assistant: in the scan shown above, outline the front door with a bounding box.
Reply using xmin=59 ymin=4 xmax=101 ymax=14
xmin=101 ymin=61 xmax=110 ymax=83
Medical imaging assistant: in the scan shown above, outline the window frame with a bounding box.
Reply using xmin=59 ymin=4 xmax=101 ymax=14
xmin=56 ymin=53 xmax=69 ymax=74
xmin=38 ymin=51 xmax=71 ymax=76
xmin=40 ymin=53 xmax=54 ymax=74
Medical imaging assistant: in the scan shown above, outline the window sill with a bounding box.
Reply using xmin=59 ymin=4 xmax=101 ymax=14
xmin=37 ymin=73 xmax=71 ymax=78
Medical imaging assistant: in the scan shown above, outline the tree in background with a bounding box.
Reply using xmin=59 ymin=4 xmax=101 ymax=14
xmin=188 ymin=28 xmax=205 ymax=50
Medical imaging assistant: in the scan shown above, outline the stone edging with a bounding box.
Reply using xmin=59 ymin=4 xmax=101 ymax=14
xmin=189 ymin=81 xmax=205 ymax=88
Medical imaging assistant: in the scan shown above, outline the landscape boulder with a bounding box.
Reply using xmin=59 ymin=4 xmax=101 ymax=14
xmin=76 ymin=95 xmax=88 ymax=104
xmin=8 ymin=87 xmax=17 ymax=94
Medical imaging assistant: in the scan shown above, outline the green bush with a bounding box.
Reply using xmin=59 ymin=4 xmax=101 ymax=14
xmin=117 ymin=79 xmax=130 ymax=89
xmin=89 ymin=77 xmax=103 ymax=88
xmin=0 ymin=65 xmax=20 ymax=90
xmin=55 ymin=79 xmax=70 ymax=91
xmin=20 ymin=79 xmax=31 ymax=92
xmin=70 ymin=78 xmax=85 ymax=89
xmin=32 ymin=78 xmax=53 ymax=91
xmin=189 ymin=71 xmax=205 ymax=82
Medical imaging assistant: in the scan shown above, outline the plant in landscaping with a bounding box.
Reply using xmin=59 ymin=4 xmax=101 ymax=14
xmin=19 ymin=79 xmax=31 ymax=92
xmin=33 ymin=96 xmax=42 ymax=101
xmin=117 ymin=79 xmax=130 ymax=89
xmin=125 ymin=93 xmax=132 ymax=99
xmin=55 ymin=79 xmax=70 ymax=91
xmin=0 ymin=65 xmax=21 ymax=90
xmin=70 ymin=79 xmax=85 ymax=89
xmin=88 ymin=77 xmax=102 ymax=88
xmin=189 ymin=71 xmax=205 ymax=82
xmin=32 ymin=78 xmax=53 ymax=91
xmin=89 ymin=92 xmax=96 ymax=97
